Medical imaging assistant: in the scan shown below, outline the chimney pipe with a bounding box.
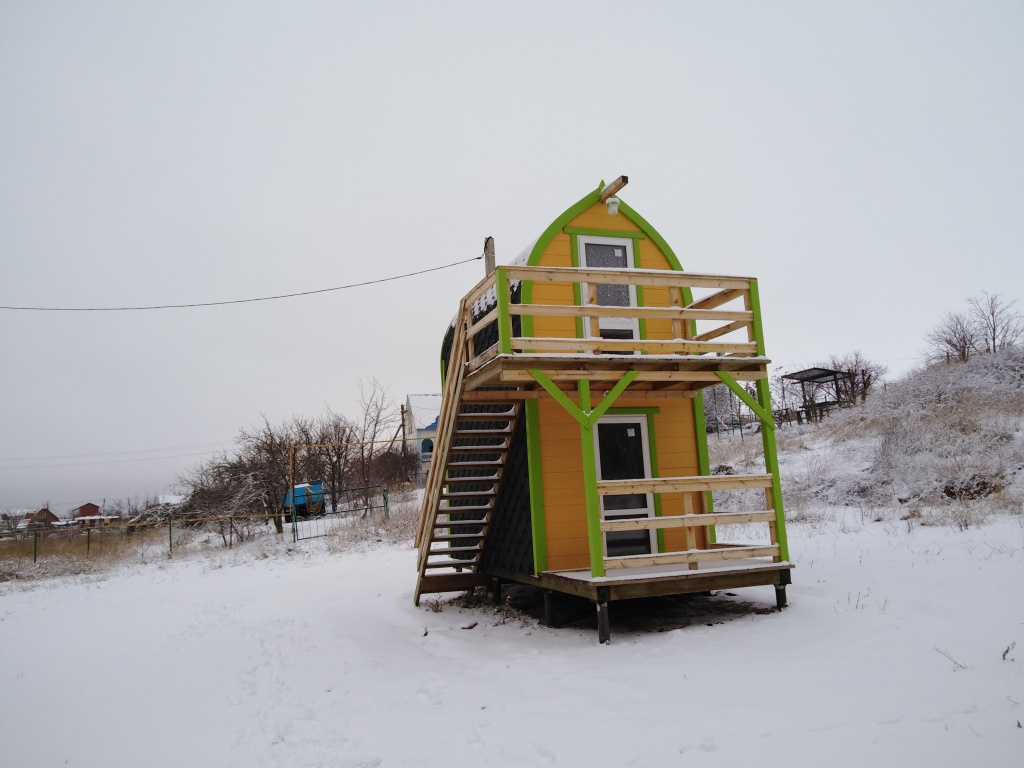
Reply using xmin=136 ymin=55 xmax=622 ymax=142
xmin=483 ymin=236 xmax=495 ymax=275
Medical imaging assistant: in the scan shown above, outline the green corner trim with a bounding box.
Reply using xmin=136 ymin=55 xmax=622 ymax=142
xmin=495 ymin=267 xmax=512 ymax=354
xmin=747 ymin=279 xmax=767 ymax=356
xmin=580 ymin=417 xmax=605 ymax=577
xmin=756 ymin=376 xmax=789 ymax=562
xmin=525 ymin=400 xmax=548 ymax=574
xmin=570 ymin=232 xmax=584 ymax=339
xmin=692 ymin=393 xmax=715 ymax=543
xmin=587 ymin=371 xmax=638 ymax=424
xmin=644 ymin=412 xmax=665 ymax=552
xmin=715 ymin=371 xmax=774 ymax=427
xmin=527 ymin=370 xmax=638 ymax=429
xmin=529 ymin=370 xmax=586 ymax=425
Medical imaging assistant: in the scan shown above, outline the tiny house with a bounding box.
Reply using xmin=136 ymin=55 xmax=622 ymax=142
xmin=414 ymin=177 xmax=792 ymax=642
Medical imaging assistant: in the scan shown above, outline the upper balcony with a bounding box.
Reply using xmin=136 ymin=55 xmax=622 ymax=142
xmin=453 ymin=264 xmax=772 ymax=396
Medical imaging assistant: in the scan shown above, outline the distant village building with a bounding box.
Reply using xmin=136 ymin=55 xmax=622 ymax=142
xmin=403 ymin=394 xmax=443 ymax=484
xmin=71 ymin=502 xmax=119 ymax=528
xmin=15 ymin=508 xmax=59 ymax=531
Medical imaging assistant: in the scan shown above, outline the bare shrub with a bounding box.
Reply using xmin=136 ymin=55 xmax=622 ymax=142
xmin=323 ymin=500 xmax=420 ymax=553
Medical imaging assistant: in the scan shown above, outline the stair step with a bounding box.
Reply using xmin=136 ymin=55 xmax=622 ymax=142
xmin=431 ymin=533 xmax=487 ymax=542
xmin=429 ymin=545 xmax=483 ymax=555
xmin=438 ymin=503 xmax=493 ymax=513
xmin=417 ymin=573 xmax=490 ymax=595
xmin=423 ymin=558 xmax=480 ymax=569
xmin=433 ymin=519 xmax=490 ymax=529
xmin=453 ymin=428 xmax=512 ymax=437
xmin=441 ymin=490 xmax=496 ymax=499
xmin=441 ymin=473 xmax=501 ymax=483
xmin=446 ymin=459 xmax=504 ymax=468
xmin=449 ymin=442 xmax=508 ymax=453
xmin=456 ymin=413 xmax=516 ymax=422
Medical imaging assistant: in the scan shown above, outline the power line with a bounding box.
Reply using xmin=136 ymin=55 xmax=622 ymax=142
xmin=0 ymin=255 xmax=483 ymax=312
xmin=0 ymin=440 xmax=232 ymax=463
xmin=0 ymin=450 xmax=224 ymax=471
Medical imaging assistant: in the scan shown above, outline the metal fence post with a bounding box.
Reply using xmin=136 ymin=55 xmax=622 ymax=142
xmin=382 ymin=487 xmax=389 ymax=519
xmin=33 ymin=530 xmax=38 ymax=563
xmin=168 ymin=513 xmax=173 ymax=556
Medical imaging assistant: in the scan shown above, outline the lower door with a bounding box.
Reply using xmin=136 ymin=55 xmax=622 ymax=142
xmin=593 ymin=415 xmax=656 ymax=557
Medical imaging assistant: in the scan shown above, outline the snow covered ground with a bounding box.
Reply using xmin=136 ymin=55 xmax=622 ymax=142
xmin=2 ymin=506 xmax=1022 ymax=767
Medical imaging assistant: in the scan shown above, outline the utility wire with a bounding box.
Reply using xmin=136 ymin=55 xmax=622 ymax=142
xmin=0 ymin=440 xmax=231 ymax=463
xmin=0 ymin=255 xmax=483 ymax=312
xmin=0 ymin=450 xmax=225 ymax=471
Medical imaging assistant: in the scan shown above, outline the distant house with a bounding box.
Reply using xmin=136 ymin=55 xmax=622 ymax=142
xmin=17 ymin=508 xmax=59 ymax=530
xmin=70 ymin=505 xmax=101 ymax=528
xmin=1 ymin=510 xmax=35 ymax=532
xmin=404 ymin=394 xmax=443 ymax=483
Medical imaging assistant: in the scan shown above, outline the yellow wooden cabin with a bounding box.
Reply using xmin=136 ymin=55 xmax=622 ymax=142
xmin=414 ymin=177 xmax=792 ymax=642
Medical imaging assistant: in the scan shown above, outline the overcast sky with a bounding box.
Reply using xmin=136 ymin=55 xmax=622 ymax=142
xmin=2 ymin=1 xmax=1022 ymax=513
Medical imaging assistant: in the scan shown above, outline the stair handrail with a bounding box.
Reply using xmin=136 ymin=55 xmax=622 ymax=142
xmin=414 ymin=296 xmax=471 ymax=555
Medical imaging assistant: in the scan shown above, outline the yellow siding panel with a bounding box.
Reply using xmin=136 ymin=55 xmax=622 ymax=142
xmin=569 ymin=206 xmax=642 ymax=233
xmin=636 ymin=237 xmax=674 ymax=271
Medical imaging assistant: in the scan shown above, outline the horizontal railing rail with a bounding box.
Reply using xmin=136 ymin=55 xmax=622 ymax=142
xmin=460 ymin=265 xmax=761 ymax=365
xmin=597 ymin=473 xmax=781 ymax=572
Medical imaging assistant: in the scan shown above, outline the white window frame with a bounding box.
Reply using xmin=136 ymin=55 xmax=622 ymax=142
xmin=592 ymin=414 xmax=657 ymax=556
xmin=577 ymin=235 xmax=640 ymax=343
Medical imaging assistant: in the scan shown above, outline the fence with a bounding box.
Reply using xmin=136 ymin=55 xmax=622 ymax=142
xmin=288 ymin=484 xmax=389 ymax=542
xmin=0 ymin=497 xmax=382 ymax=564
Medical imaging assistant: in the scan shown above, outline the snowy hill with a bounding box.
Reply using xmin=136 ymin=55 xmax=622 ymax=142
xmin=2 ymin=354 xmax=1023 ymax=766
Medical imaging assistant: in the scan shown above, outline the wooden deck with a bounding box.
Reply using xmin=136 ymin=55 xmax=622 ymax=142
xmin=463 ymin=351 xmax=770 ymax=395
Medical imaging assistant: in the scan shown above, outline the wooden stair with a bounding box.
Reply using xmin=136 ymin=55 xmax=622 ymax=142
xmin=414 ymin=298 xmax=522 ymax=605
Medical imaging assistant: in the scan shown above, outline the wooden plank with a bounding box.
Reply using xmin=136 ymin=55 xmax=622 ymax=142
xmin=466 ymin=308 xmax=498 ymax=339
xmin=498 ymin=369 xmax=765 ymax=383
xmin=600 ymin=510 xmax=776 ymax=531
xmin=598 ymin=474 xmax=773 ymax=495
xmin=600 ymin=175 xmax=628 ymax=202
xmin=423 ymin=558 xmax=481 ymax=569
xmin=509 ymin=303 xmax=752 ymax=324
xmin=417 ymin=572 xmax=490 ymax=594
xmin=510 ymin=336 xmax=757 ymax=356
xmin=604 ymin=544 xmax=780 ymax=570
xmin=428 ymin=546 xmax=483 ymax=555
xmin=465 ymin=343 xmax=499 ymax=373
xmin=505 ymin=265 xmax=753 ymax=291
xmin=682 ymin=492 xmax=698 ymax=570
xmin=688 ymin=289 xmax=745 ymax=311
xmin=463 ymin=274 xmax=497 ymax=308
xmin=693 ymin=319 xmax=751 ymax=342
xmin=453 ymin=427 xmax=512 ymax=436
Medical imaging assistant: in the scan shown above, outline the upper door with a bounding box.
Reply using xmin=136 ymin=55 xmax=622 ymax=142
xmin=578 ymin=236 xmax=639 ymax=345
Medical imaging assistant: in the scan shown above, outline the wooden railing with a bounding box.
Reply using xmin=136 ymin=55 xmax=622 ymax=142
xmin=459 ymin=265 xmax=764 ymax=363
xmin=414 ymin=295 xmax=471 ymax=557
xmin=597 ymin=474 xmax=782 ymax=571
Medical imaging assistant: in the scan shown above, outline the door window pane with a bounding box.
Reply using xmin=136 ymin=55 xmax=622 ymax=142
xmin=597 ymin=422 xmax=647 ymax=511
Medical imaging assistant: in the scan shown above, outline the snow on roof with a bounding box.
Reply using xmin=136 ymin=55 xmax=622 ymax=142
xmin=406 ymin=394 xmax=443 ymax=431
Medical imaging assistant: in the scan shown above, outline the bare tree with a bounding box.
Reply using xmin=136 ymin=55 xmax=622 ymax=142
xmin=824 ymin=351 xmax=887 ymax=404
xmin=353 ymin=379 xmax=401 ymax=495
xmin=967 ymin=292 xmax=1024 ymax=354
xmin=925 ymin=310 xmax=981 ymax=363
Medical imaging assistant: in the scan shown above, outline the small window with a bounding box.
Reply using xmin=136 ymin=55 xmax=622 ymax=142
xmin=421 ymin=439 xmax=433 ymax=454
xmin=578 ymin=235 xmax=639 ymax=349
